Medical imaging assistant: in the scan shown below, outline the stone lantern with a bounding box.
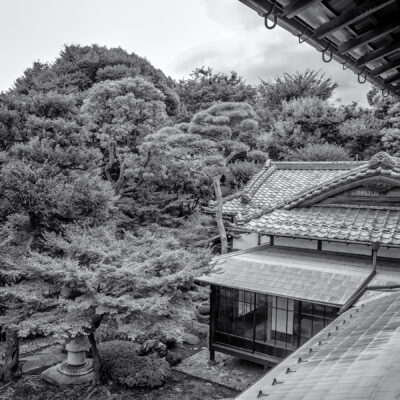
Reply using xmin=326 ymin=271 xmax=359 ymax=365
xmin=41 ymin=336 xmax=95 ymax=385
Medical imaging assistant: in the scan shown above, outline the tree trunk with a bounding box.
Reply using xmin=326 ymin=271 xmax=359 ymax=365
xmin=88 ymin=332 xmax=102 ymax=385
xmin=2 ymin=328 xmax=19 ymax=382
xmin=213 ymin=176 xmax=228 ymax=255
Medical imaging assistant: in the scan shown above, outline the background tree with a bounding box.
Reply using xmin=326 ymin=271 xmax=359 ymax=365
xmin=256 ymin=69 xmax=337 ymax=128
xmin=269 ymin=96 xmax=345 ymax=159
xmin=176 ymin=67 xmax=257 ymax=122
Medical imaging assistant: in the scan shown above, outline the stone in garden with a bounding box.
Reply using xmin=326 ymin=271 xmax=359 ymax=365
xmin=197 ymin=301 xmax=210 ymax=315
xmin=139 ymin=339 xmax=167 ymax=357
xmin=166 ymin=349 xmax=183 ymax=366
xmin=182 ymin=332 xmax=200 ymax=345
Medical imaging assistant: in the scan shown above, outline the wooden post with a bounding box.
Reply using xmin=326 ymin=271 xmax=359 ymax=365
xmin=3 ymin=327 xmax=19 ymax=382
xmin=209 ymin=286 xmax=216 ymax=362
xmin=372 ymin=242 xmax=380 ymax=271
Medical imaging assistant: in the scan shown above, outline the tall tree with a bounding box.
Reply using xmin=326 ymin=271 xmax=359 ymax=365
xmin=81 ymin=77 xmax=169 ymax=195
xmin=146 ymin=102 xmax=268 ymax=254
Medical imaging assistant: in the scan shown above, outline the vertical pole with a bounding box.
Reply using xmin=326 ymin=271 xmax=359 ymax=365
xmin=209 ymin=285 xmax=216 ymax=362
xmin=270 ymin=235 xmax=275 ymax=246
xmin=372 ymin=242 xmax=380 ymax=272
xmin=252 ymin=293 xmax=257 ymax=353
xmin=317 ymin=240 xmax=322 ymax=251
xmin=257 ymin=233 xmax=262 ymax=246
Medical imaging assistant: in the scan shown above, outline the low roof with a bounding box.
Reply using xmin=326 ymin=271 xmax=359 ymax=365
xmin=240 ymin=0 xmax=400 ymax=99
xmin=236 ymin=290 xmax=400 ymax=400
xmin=198 ymin=246 xmax=400 ymax=306
xmin=243 ymin=205 xmax=400 ymax=246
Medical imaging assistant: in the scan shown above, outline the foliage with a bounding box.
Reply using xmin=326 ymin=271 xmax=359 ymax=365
xmin=287 ymin=143 xmax=351 ymax=161
xmin=176 ymin=67 xmax=257 ymax=121
xmin=257 ymin=69 xmax=337 ymax=114
xmin=1 ymin=42 xmax=399 ymax=385
xmin=269 ymin=96 xmax=345 ymax=159
xmin=100 ymin=340 xmax=171 ymax=388
xmin=338 ymin=116 xmax=383 ymax=160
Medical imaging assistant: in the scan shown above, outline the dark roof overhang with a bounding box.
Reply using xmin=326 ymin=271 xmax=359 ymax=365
xmin=239 ymin=0 xmax=400 ymax=100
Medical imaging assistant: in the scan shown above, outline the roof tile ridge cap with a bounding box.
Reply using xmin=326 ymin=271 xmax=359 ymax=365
xmin=241 ymin=160 xmax=275 ymax=204
xmin=275 ymin=160 xmax=367 ymax=170
xmin=283 ymin=163 xmax=371 ymax=210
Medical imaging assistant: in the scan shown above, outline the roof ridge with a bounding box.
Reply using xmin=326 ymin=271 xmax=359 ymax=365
xmin=274 ymin=161 xmax=367 ymax=170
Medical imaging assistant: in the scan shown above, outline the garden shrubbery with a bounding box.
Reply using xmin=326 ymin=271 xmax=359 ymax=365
xmin=100 ymin=340 xmax=172 ymax=388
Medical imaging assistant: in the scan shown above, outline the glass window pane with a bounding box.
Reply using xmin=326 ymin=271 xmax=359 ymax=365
xmin=255 ymin=305 xmax=267 ymax=342
xmin=277 ymin=297 xmax=287 ymax=309
xmin=312 ymin=316 xmax=325 ymax=336
xmin=288 ymin=299 xmax=294 ymax=312
xmin=300 ymin=315 xmax=312 ymax=346
xmin=302 ymin=301 xmax=313 ymax=315
xmin=313 ymin=304 xmax=325 ymax=317
xmin=325 ymin=306 xmax=338 ymax=319
xmin=256 ymin=293 xmax=268 ymax=306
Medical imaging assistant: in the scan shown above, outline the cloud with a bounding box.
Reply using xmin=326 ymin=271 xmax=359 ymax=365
xmin=168 ymin=8 xmax=371 ymax=106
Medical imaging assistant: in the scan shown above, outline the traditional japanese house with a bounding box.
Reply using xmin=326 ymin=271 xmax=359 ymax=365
xmin=200 ymin=152 xmax=400 ymax=366
xmin=205 ymin=1 xmax=400 ymax=398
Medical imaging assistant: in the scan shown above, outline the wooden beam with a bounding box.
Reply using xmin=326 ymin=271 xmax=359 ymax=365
xmin=338 ymin=19 xmax=399 ymax=54
xmin=284 ymin=0 xmax=322 ymax=19
xmin=314 ymin=0 xmax=396 ymax=39
xmin=371 ymin=58 xmax=400 ymax=76
xmin=384 ymin=73 xmax=400 ymax=85
xmin=357 ymin=41 xmax=400 ymax=66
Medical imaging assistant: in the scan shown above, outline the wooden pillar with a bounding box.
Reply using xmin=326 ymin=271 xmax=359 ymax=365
xmin=372 ymin=242 xmax=380 ymax=271
xmin=209 ymin=285 xmax=216 ymax=362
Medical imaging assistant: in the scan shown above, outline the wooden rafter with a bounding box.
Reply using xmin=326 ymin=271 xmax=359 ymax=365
xmin=384 ymin=73 xmax=400 ymax=85
xmin=371 ymin=58 xmax=400 ymax=76
xmin=239 ymin=0 xmax=400 ymax=99
xmin=314 ymin=0 xmax=397 ymax=39
xmin=357 ymin=41 xmax=400 ymax=66
xmin=284 ymin=0 xmax=322 ymax=19
xmin=338 ymin=19 xmax=399 ymax=54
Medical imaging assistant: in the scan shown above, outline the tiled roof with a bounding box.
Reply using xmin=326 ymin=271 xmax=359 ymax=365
xmin=236 ymin=290 xmax=400 ymax=400
xmin=214 ymin=152 xmax=400 ymax=245
xmin=198 ymin=246 xmax=400 ymax=306
xmin=216 ymin=160 xmax=364 ymax=216
xmin=242 ymin=205 xmax=400 ymax=245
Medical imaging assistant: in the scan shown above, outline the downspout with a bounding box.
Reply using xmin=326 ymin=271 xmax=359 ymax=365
xmin=339 ymin=242 xmax=380 ymax=314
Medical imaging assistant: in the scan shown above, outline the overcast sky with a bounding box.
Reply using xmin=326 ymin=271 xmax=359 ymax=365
xmin=0 ymin=0 xmax=371 ymax=105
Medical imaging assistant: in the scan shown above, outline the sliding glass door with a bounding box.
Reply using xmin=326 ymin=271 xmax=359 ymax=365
xmin=214 ymin=287 xmax=338 ymax=359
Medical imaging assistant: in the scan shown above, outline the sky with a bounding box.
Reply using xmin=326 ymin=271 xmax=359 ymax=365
xmin=0 ymin=0 xmax=371 ymax=105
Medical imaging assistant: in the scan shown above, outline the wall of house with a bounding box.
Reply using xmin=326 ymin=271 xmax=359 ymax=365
xmin=322 ymin=242 xmax=371 ymax=256
xmin=232 ymin=232 xmax=260 ymax=250
xmin=378 ymin=247 xmax=400 ymax=259
xmin=232 ymin=233 xmax=400 ymax=259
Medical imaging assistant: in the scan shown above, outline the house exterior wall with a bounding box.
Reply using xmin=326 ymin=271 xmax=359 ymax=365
xmin=232 ymin=233 xmax=400 ymax=258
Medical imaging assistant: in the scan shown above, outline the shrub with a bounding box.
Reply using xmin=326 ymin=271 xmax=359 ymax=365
xmin=100 ymin=340 xmax=171 ymax=388
xmin=287 ymin=143 xmax=351 ymax=161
